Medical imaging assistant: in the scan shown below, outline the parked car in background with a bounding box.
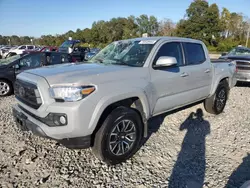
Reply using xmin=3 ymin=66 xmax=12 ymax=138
xmin=12 ymin=37 xmax=237 ymax=164
xmin=4 ymin=52 xmax=26 ymax=59
xmin=8 ymin=45 xmax=36 ymax=55
xmin=0 ymin=52 xmax=74 ymax=96
xmin=0 ymin=46 xmax=12 ymax=59
xmin=58 ymin=39 xmax=81 ymax=53
xmin=39 ymin=46 xmax=58 ymax=52
xmin=71 ymin=46 xmax=90 ymax=61
xmin=220 ymin=46 xmax=250 ymax=59
xmin=219 ymin=54 xmax=250 ymax=83
xmin=58 ymin=39 xmax=90 ymax=61
xmin=22 ymin=46 xmax=58 ymax=54
xmin=85 ymin=48 xmax=101 ymax=60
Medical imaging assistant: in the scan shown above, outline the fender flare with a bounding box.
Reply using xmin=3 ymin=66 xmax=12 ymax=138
xmin=88 ymin=89 xmax=151 ymax=136
xmin=210 ymin=75 xmax=229 ymax=97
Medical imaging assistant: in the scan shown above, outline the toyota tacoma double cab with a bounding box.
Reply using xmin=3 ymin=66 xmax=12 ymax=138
xmin=12 ymin=37 xmax=237 ymax=164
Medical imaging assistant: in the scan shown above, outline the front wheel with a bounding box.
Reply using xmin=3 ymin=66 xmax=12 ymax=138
xmin=92 ymin=106 xmax=143 ymax=165
xmin=204 ymin=80 xmax=229 ymax=115
xmin=0 ymin=79 xmax=13 ymax=97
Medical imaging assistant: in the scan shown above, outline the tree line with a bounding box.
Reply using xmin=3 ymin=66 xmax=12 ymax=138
xmin=1 ymin=0 xmax=249 ymax=52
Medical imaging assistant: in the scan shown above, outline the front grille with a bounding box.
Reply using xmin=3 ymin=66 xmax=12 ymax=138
xmin=14 ymin=79 xmax=42 ymax=109
xmin=236 ymin=60 xmax=250 ymax=71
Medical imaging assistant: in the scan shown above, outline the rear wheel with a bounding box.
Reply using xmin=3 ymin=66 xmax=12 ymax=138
xmin=92 ymin=106 xmax=143 ymax=165
xmin=0 ymin=79 xmax=13 ymax=97
xmin=204 ymin=80 xmax=229 ymax=115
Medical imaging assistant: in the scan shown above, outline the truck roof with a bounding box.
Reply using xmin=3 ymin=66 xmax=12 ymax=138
xmin=120 ymin=36 xmax=203 ymax=43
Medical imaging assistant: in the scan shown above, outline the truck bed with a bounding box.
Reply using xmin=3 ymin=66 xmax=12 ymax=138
xmin=211 ymin=59 xmax=232 ymax=63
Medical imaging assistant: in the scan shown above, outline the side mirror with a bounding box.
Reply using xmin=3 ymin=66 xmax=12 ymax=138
xmin=155 ymin=56 xmax=177 ymax=67
xmin=221 ymin=52 xmax=228 ymax=56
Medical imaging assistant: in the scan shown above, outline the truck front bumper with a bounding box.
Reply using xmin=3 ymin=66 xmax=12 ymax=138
xmin=12 ymin=105 xmax=91 ymax=149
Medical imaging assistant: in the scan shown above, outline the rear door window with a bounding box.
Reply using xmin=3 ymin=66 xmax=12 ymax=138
xmin=183 ymin=43 xmax=206 ymax=65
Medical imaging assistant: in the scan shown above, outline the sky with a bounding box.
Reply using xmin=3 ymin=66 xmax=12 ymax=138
xmin=0 ymin=0 xmax=249 ymax=37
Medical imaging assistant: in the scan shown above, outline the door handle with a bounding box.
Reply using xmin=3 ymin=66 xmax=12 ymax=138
xmin=205 ymin=69 xmax=211 ymax=73
xmin=180 ymin=72 xmax=189 ymax=77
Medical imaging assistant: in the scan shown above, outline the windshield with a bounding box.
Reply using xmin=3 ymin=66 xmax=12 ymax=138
xmin=60 ymin=40 xmax=74 ymax=48
xmin=228 ymin=47 xmax=250 ymax=56
xmin=89 ymin=40 xmax=155 ymax=67
xmin=0 ymin=54 xmax=21 ymax=65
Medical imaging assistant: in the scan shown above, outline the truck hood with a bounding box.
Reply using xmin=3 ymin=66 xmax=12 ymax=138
xmin=25 ymin=63 xmax=148 ymax=86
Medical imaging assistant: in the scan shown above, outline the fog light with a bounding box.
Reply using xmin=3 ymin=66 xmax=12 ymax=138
xmin=41 ymin=113 xmax=67 ymax=127
xmin=59 ymin=116 xmax=66 ymax=124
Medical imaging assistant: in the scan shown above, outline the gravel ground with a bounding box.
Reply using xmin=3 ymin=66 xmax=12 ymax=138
xmin=1 ymin=85 xmax=250 ymax=188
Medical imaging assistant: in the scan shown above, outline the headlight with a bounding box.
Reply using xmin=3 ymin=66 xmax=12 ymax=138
xmin=50 ymin=86 xmax=95 ymax=102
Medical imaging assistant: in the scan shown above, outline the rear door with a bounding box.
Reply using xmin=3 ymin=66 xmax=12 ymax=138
xmin=182 ymin=42 xmax=212 ymax=100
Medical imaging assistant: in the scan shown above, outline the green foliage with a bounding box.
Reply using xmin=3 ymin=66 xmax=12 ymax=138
xmin=207 ymin=45 xmax=218 ymax=53
xmin=176 ymin=0 xmax=209 ymax=40
xmin=176 ymin=0 xmax=221 ymax=46
xmin=217 ymin=39 xmax=239 ymax=52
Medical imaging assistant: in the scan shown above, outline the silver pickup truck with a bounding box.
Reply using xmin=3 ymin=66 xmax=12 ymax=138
xmin=12 ymin=37 xmax=237 ymax=164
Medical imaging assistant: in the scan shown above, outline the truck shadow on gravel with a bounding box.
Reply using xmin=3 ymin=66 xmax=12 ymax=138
xmin=225 ymin=154 xmax=250 ymax=188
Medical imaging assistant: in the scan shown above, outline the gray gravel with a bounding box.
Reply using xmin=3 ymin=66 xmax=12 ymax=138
xmin=1 ymin=85 xmax=250 ymax=188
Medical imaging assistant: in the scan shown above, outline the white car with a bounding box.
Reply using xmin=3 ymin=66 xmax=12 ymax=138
xmin=8 ymin=45 xmax=36 ymax=55
xmin=0 ymin=47 xmax=12 ymax=58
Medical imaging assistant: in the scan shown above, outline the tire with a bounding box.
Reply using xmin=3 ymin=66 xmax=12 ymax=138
xmin=92 ymin=106 xmax=143 ymax=165
xmin=0 ymin=79 xmax=13 ymax=97
xmin=204 ymin=80 xmax=229 ymax=115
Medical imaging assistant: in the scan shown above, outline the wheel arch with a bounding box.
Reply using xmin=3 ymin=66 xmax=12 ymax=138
xmin=0 ymin=77 xmax=14 ymax=86
xmin=0 ymin=78 xmax=14 ymax=95
xmin=210 ymin=76 xmax=229 ymax=96
xmin=90 ymin=93 xmax=150 ymax=145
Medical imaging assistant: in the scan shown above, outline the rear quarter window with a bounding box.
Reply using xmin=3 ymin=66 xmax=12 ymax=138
xmin=183 ymin=43 xmax=206 ymax=65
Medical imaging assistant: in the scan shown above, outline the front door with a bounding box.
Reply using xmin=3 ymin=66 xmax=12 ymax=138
xmin=150 ymin=42 xmax=193 ymax=115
